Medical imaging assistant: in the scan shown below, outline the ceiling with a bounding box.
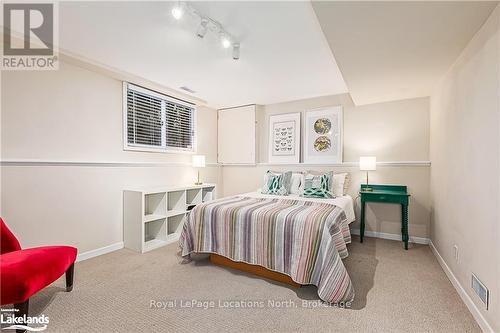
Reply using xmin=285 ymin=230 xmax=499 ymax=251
xmin=59 ymin=1 xmax=348 ymax=108
xmin=312 ymin=1 xmax=498 ymax=105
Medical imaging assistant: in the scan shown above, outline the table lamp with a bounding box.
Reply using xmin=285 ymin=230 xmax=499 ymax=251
xmin=360 ymin=156 xmax=376 ymax=191
xmin=192 ymin=155 xmax=206 ymax=185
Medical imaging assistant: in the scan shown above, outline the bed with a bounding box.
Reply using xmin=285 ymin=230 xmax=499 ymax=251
xmin=179 ymin=191 xmax=355 ymax=303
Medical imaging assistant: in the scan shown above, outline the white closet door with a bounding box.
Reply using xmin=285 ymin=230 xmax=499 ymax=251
xmin=218 ymin=105 xmax=256 ymax=164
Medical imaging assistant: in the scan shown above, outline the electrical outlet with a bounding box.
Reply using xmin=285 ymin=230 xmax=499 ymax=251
xmin=453 ymin=245 xmax=459 ymax=263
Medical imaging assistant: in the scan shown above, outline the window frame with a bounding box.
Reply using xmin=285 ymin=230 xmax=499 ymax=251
xmin=122 ymin=82 xmax=197 ymax=154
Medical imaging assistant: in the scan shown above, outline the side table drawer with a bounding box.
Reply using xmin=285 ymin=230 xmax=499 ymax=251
xmin=362 ymin=193 xmax=406 ymax=204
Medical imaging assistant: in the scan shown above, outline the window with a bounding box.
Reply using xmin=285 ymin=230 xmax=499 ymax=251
xmin=124 ymin=83 xmax=196 ymax=152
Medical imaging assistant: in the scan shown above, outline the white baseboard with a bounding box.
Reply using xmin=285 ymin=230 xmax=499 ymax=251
xmin=76 ymin=242 xmax=124 ymax=262
xmin=429 ymin=241 xmax=493 ymax=333
xmin=350 ymin=229 xmax=430 ymax=245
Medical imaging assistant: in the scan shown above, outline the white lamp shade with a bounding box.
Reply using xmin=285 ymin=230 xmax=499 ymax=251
xmin=192 ymin=155 xmax=206 ymax=168
xmin=359 ymin=156 xmax=376 ymax=171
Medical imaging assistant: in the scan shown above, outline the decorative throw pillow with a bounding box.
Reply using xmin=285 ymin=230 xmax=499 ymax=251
xmin=332 ymin=173 xmax=349 ymax=197
xmin=262 ymin=171 xmax=284 ymax=191
xmin=262 ymin=171 xmax=292 ymax=195
xmin=301 ymin=171 xmax=335 ymax=198
xmin=289 ymin=172 xmax=304 ymax=195
xmin=343 ymin=173 xmax=351 ymax=195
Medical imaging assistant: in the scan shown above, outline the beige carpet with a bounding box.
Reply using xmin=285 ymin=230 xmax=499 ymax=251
xmin=7 ymin=236 xmax=480 ymax=332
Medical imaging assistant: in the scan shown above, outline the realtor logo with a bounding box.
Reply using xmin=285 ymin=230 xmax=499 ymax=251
xmin=1 ymin=2 xmax=59 ymax=70
xmin=0 ymin=309 xmax=49 ymax=332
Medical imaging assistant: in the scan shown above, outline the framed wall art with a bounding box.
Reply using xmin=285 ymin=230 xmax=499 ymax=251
xmin=268 ymin=113 xmax=300 ymax=164
xmin=304 ymin=106 xmax=343 ymax=164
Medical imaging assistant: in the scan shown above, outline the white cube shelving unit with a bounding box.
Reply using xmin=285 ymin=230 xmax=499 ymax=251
xmin=124 ymin=184 xmax=216 ymax=253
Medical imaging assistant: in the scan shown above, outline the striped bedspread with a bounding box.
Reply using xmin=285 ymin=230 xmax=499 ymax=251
xmin=179 ymin=195 xmax=354 ymax=303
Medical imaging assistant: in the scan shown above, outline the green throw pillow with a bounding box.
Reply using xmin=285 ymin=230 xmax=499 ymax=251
xmin=262 ymin=171 xmax=292 ymax=195
xmin=301 ymin=172 xmax=335 ymax=198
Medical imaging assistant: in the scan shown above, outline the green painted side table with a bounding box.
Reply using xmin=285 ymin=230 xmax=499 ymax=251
xmin=359 ymin=184 xmax=410 ymax=250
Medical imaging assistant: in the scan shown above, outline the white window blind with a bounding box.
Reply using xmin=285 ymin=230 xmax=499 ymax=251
xmin=124 ymin=83 xmax=196 ymax=152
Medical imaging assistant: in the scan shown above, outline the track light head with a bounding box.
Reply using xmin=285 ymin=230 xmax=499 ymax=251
xmin=173 ymin=2 xmax=240 ymax=60
xmin=197 ymin=19 xmax=209 ymax=38
xmin=171 ymin=4 xmax=183 ymax=20
xmin=221 ymin=36 xmax=231 ymax=49
xmin=232 ymin=43 xmax=240 ymax=60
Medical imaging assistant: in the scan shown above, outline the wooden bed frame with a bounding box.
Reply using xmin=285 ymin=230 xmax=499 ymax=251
xmin=209 ymin=254 xmax=301 ymax=288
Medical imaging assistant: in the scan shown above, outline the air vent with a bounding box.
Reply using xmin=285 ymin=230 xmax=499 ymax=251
xmin=472 ymin=273 xmax=489 ymax=309
xmin=180 ymin=86 xmax=196 ymax=94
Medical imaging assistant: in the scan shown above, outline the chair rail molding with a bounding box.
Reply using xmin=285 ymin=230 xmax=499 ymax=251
xmin=0 ymin=159 xmax=219 ymax=167
xmin=1 ymin=159 xmax=429 ymax=168
xmin=223 ymin=161 xmax=431 ymax=167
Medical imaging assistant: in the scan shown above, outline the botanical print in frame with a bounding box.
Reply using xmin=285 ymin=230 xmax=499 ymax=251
xmin=304 ymin=106 xmax=343 ymax=164
xmin=268 ymin=113 xmax=301 ymax=164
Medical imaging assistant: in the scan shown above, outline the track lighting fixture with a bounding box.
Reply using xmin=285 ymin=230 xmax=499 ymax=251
xmin=232 ymin=43 xmax=240 ymax=60
xmin=171 ymin=3 xmax=183 ymax=20
xmin=197 ymin=19 xmax=208 ymax=38
xmin=171 ymin=2 xmax=240 ymax=60
xmin=221 ymin=35 xmax=231 ymax=49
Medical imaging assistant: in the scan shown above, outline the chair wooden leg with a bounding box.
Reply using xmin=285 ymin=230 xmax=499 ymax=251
xmin=65 ymin=263 xmax=74 ymax=292
xmin=13 ymin=299 xmax=29 ymax=333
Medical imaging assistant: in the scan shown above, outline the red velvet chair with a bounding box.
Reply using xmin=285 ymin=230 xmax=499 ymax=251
xmin=0 ymin=218 xmax=77 ymax=331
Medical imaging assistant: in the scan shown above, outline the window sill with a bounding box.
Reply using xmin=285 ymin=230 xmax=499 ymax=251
xmin=123 ymin=145 xmax=196 ymax=155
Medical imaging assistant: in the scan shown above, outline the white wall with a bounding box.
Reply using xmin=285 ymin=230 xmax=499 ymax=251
xmin=1 ymin=61 xmax=221 ymax=253
xmin=257 ymin=94 xmax=430 ymax=163
xmin=430 ymin=5 xmax=499 ymax=332
xmin=223 ymin=95 xmax=431 ymax=238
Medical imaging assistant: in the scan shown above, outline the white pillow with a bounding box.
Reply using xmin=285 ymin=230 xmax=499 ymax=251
xmin=290 ymin=173 xmax=304 ymax=195
xmin=331 ymin=173 xmax=349 ymax=197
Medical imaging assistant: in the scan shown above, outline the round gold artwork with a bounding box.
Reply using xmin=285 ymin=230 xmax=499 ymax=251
xmin=314 ymin=118 xmax=332 ymax=134
xmin=314 ymin=136 xmax=331 ymax=152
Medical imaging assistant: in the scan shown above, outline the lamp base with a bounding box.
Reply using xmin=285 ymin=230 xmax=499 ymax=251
xmin=364 ymin=171 xmax=373 ymax=191
xmin=195 ymin=170 xmax=203 ymax=185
